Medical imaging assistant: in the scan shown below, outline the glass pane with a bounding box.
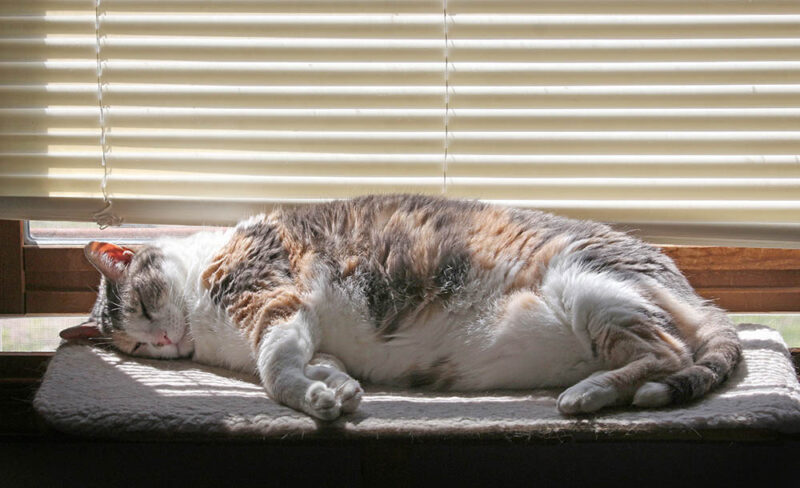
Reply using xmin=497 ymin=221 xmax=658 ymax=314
xmin=0 ymin=316 xmax=79 ymax=352
xmin=731 ymin=313 xmax=800 ymax=348
xmin=27 ymin=221 xmax=224 ymax=244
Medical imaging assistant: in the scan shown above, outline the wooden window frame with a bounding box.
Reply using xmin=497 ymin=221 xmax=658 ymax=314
xmin=0 ymin=220 xmax=23 ymax=314
xmin=2 ymin=219 xmax=799 ymax=315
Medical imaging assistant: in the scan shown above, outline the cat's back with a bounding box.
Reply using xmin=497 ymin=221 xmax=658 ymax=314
xmin=275 ymin=194 xmax=628 ymax=294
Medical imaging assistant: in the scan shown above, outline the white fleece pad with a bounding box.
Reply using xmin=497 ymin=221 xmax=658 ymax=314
xmin=34 ymin=323 xmax=800 ymax=440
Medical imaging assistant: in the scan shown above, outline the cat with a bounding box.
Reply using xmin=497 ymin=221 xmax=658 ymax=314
xmin=61 ymin=194 xmax=741 ymax=420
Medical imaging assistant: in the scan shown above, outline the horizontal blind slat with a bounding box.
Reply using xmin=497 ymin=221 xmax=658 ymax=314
xmin=0 ymin=84 xmax=445 ymax=108
xmin=98 ymin=14 xmax=443 ymax=38
xmin=98 ymin=1 xmax=441 ymax=14
xmin=97 ymin=108 xmax=445 ymax=131
xmin=0 ymin=151 xmax=443 ymax=177
xmin=450 ymin=85 xmax=800 ymax=108
xmin=448 ymin=61 xmax=800 ymax=85
xmin=106 ymin=130 xmax=444 ymax=153
xmin=0 ymin=61 xmax=97 ymax=83
xmin=445 ymin=177 xmax=800 ymax=200
xmin=448 ymin=131 xmax=800 ymax=154
xmin=0 ymin=38 xmax=96 ymax=60
xmin=448 ymin=108 xmax=800 ymax=131
xmin=449 ymin=38 xmax=800 ymax=62
xmin=448 ymin=14 xmax=800 ymax=39
xmin=446 ymin=155 xmax=800 ymax=178
xmin=447 ymin=1 xmax=800 ymax=15
xmin=100 ymin=61 xmax=443 ymax=85
xmin=105 ymin=175 xmax=444 ymax=200
xmin=467 ymin=200 xmax=800 ymax=224
xmin=0 ymin=15 xmax=94 ymax=36
xmin=99 ymin=37 xmax=443 ymax=62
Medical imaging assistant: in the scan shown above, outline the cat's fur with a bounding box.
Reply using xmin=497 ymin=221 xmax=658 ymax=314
xmin=70 ymin=194 xmax=741 ymax=420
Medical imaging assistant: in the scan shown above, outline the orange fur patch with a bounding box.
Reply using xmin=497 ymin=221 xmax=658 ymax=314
xmin=202 ymin=220 xmax=306 ymax=347
xmin=510 ymin=235 xmax=570 ymax=291
xmin=467 ymin=207 xmax=570 ymax=291
xmin=231 ymin=288 xmax=303 ymax=348
xmin=201 ymin=233 xmax=255 ymax=291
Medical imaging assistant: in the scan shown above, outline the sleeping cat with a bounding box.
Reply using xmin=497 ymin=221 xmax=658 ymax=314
xmin=61 ymin=194 xmax=741 ymax=420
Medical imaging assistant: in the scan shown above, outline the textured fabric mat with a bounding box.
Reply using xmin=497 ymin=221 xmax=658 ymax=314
xmin=34 ymin=323 xmax=800 ymax=440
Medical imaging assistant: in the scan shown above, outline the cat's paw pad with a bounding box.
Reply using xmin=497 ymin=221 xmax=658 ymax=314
xmin=304 ymin=382 xmax=341 ymax=421
xmin=632 ymin=382 xmax=671 ymax=408
xmin=335 ymin=378 xmax=363 ymax=414
xmin=557 ymin=381 xmax=619 ymax=415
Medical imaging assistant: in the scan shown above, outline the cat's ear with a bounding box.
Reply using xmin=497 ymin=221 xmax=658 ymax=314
xmin=84 ymin=241 xmax=135 ymax=282
xmin=59 ymin=321 xmax=103 ymax=341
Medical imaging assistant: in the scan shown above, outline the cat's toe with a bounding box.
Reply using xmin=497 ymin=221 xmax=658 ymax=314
xmin=557 ymin=381 xmax=619 ymax=415
xmin=336 ymin=379 xmax=363 ymax=414
xmin=304 ymin=382 xmax=341 ymax=421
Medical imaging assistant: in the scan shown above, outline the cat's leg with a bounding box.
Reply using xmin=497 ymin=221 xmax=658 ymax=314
xmin=550 ymin=272 xmax=692 ymax=414
xmin=305 ymin=353 xmax=363 ymax=414
xmin=557 ymin=314 xmax=692 ymax=414
xmin=256 ymin=310 xmax=353 ymax=420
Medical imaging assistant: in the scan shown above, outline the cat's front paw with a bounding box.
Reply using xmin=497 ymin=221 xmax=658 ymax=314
xmin=304 ymin=382 xmax=342 ymax=421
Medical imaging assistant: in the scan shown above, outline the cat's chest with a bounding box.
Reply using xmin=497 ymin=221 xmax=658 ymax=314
xmin=189 ymin=299 xmax=257 ymax=374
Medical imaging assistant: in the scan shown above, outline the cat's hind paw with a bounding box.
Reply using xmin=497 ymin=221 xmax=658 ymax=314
xmin=557 ymin=379 xmax=620 ymax=415
xmin=336 ymin=378 xmax=363 ymax=414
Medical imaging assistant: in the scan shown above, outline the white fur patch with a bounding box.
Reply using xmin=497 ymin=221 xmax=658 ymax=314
xmin=633 ymin=382 xmax=672 ymax=408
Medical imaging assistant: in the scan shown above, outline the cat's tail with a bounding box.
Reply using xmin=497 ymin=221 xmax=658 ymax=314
xmin=633 ymin=286 xmax=743 ymax=407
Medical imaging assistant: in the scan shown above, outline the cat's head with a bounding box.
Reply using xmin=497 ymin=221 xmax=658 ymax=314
xmin=60 ymin=241 xmax=193 ymax=359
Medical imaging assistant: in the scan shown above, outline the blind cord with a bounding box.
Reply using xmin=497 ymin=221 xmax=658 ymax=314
xmin=443 ymin=0 xmax=449 ymax=194
xmin=93 ymin=0 xmax=122 ymax=228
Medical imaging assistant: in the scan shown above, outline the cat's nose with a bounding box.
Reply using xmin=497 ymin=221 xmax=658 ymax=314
xmin=157 ymin=332 xmax=173 ymax=346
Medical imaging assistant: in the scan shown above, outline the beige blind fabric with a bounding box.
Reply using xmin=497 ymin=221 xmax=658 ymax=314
xmin=0 ymin=0 xmax=105 ymax=219
xmin=444 ymin=0 xmax=800 ymax=242
xmin=1 ymin=0 xmax=799 ymax=246
xmin=0 ymin=0 xmax=446 ymax=224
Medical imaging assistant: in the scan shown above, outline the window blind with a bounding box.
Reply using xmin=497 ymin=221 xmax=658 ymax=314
xmin=0 ymin=0 xmax=446 ymax=225
xmin=1 ymin=0 xmax=799 ymax=246
xmin=443 ymin=0 xmax=800 ymax=247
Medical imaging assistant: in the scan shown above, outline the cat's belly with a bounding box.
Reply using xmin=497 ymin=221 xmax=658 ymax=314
xmin=316 ymin=290 xmax=603 ymax=390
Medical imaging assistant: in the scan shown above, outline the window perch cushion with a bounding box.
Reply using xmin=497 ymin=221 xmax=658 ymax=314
xmin=34 ymin=323 xmax=800 ymax=440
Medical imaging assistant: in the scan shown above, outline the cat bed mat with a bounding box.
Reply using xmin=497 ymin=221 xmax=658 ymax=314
xmin=33 ymin=323 xmax=800 ymax=440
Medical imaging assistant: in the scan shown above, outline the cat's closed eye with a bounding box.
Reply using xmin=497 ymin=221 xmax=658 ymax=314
xmin=140 ymin=296 xmax=152 ymax=321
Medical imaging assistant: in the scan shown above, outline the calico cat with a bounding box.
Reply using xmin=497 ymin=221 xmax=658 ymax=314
xmin=62 ymin=194 xmax=741 ymax=420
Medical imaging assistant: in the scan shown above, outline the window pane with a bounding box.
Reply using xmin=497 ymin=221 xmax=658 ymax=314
xmin=27 ymin=221 xmax=223 ymax=243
